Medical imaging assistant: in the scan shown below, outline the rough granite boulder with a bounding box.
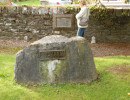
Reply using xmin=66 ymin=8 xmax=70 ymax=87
xmin=14 ymin=35 xmax=98 ymax=83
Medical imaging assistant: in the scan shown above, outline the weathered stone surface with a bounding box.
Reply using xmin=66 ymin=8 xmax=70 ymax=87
xmin=38 ymin=7 xmax=48 ymax=15
xmin=58 ymin=7 xmax=65 ymax=14
xmin=52 ymin=7 xmax=58 ymax=14
xmin=14 ymin=46 xmax=41 ymax=83
xmin=14 ymin=35 xmax=97 ymax=83
xmin=22 ymin=7 xmax=28 ymax=14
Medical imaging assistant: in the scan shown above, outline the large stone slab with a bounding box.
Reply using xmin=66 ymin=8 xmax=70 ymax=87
xmin=14 ymin=35 xmax=98 ymax=83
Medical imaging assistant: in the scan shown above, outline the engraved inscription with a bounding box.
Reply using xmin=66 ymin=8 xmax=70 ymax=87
xmin=53 ymin=14 xmax=74 ymax=31
xmin=57 ymin=18 xmax=71 ymax=27
xmin=39 ymin=50 xmax=66 ymax=60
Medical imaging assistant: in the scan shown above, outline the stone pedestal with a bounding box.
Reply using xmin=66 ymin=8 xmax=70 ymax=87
xmin=14 ymin=35 xmax=98 ymax=83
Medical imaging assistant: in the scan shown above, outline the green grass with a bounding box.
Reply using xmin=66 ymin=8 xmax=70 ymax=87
xmin=0 ymin=53 xmax=130 ymax=100
xmin=16 ymin=0 xmax=41 ymax=6
xmin=0 ymin=46 xmax=24 ymax=54
xmin=0 ymin=2 xmax=7 ymax=6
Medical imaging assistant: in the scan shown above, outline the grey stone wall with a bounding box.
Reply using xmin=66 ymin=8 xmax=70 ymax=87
xmin=0 ymin=6 xmax=78 ymax=41
xmin=0 ymin=6 xmax=130 ymax=42
xmin=87 ymin=9 xmax=130 ymax=42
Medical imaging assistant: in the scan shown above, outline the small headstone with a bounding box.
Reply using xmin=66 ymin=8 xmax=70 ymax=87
xmin=24 ymin=36 xmax=28 ymax=42
xmin=91 ymin=36 xmax=96 ymax=44
xmin=14 ymin=35 xmax=98 ymax=83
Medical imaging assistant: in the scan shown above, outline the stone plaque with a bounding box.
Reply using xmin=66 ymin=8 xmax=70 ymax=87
xmin=53 ymin=14 xmax=74 ymax=31
xmin=39 ymin=50 xmax=66 ymax=60
xmin=57 ymin=18 xmax=71 ymax=27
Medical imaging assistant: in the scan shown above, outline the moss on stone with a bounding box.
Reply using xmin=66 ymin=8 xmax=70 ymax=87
xmin=53 ymin=60 xmax=66 ymax=80
xmin=39 ymin=60 xmax=66 ymax=83
xmin=39 ymin=61 xmax=49 ymax=82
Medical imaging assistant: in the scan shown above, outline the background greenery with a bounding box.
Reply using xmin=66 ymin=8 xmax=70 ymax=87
xmin=0 ymin=53 xmax=130 ymax=100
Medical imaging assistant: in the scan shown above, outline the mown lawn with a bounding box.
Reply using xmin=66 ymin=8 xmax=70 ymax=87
xmin=0 ymin=53 xmax=130 ymax=100
xmin=15 ymin=0 xmax=41 ymax=6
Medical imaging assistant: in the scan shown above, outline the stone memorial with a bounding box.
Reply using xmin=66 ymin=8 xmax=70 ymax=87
xmin=14 ymin=35 xmax=98 ymax=83
xmin=53 ymin=14 xmax=74 ymax=31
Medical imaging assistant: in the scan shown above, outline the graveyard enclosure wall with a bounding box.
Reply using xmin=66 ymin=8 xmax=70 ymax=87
xmin=0 ymin=6 xmax=130 ymax=42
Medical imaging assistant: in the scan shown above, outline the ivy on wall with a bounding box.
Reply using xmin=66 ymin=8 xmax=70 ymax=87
xmin=90 ymin=5 xmax=129 ymax=27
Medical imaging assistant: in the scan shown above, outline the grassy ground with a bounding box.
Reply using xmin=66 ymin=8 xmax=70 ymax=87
xmin=15 ymin=0 xmax=41 ymax=6
xmin=0 ymin=53 xmax=130 ymax=100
